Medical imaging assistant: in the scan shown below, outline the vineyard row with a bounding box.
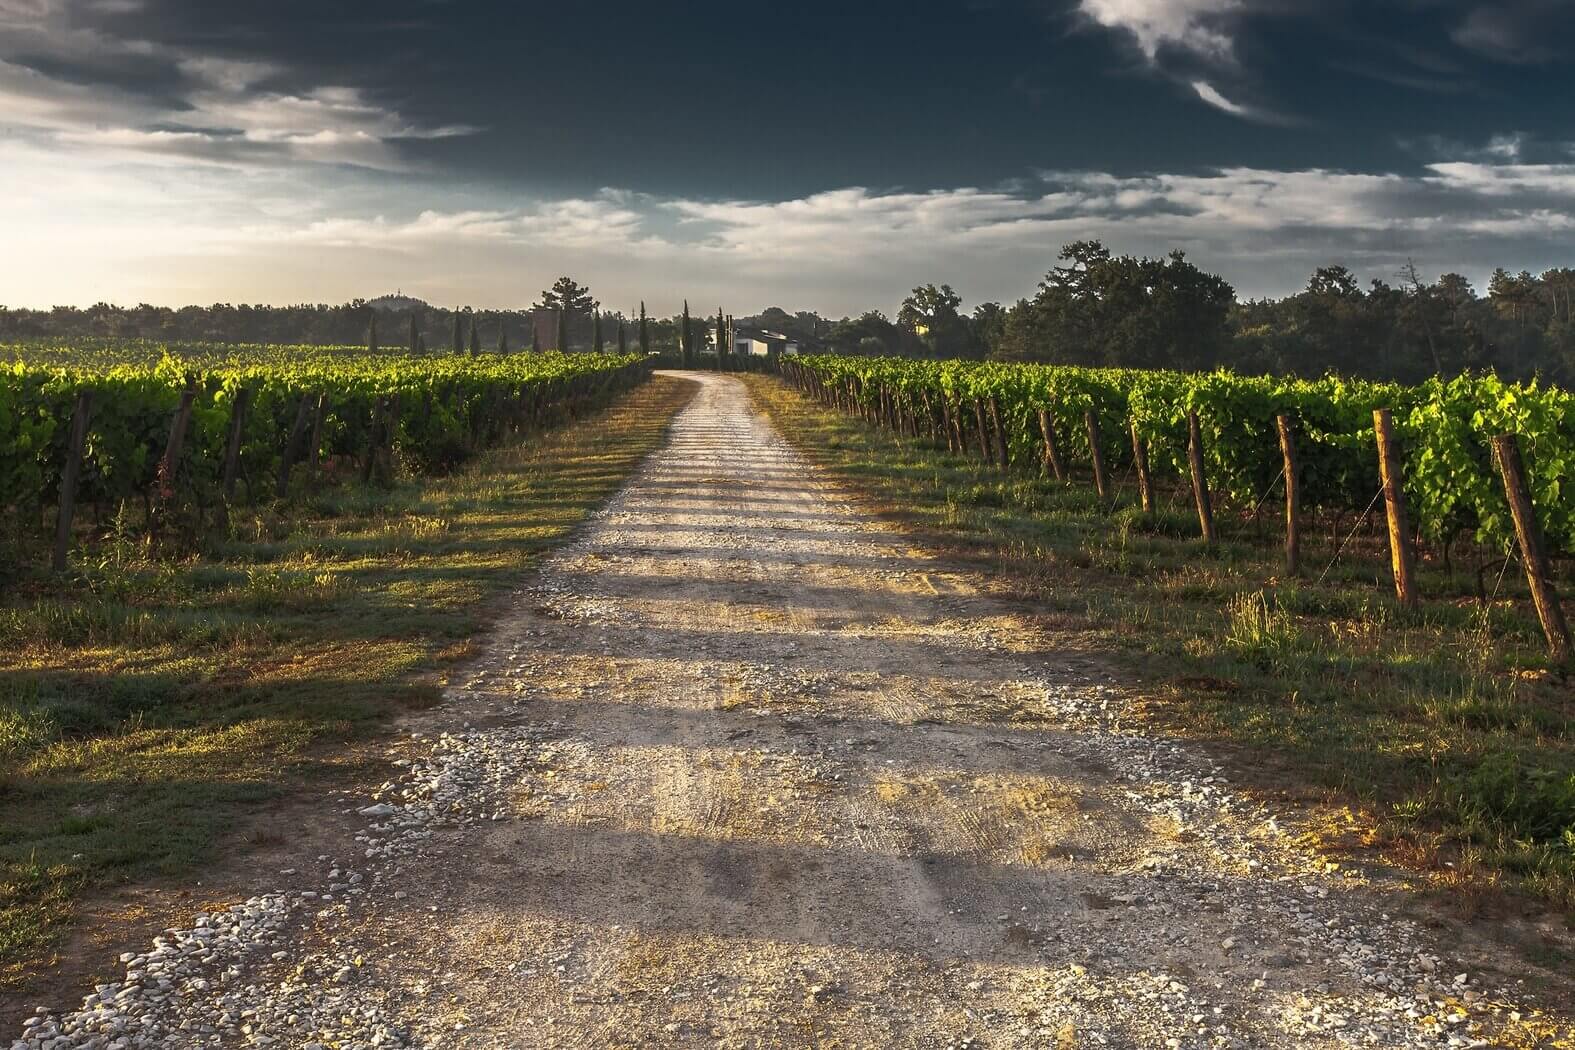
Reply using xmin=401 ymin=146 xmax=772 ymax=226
xmin=782 ymin=355 xmax=1572 ymax=663
xmin=0 ymin=349 xmax=650 ymax=570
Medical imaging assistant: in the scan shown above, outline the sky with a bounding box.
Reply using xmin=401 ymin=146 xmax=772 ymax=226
xmin=2 ymin=0 xmax=1574 ymax=316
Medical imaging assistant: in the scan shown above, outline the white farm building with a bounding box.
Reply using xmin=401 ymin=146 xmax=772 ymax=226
xmin=732 ymin=329 xmax=800 ymax=357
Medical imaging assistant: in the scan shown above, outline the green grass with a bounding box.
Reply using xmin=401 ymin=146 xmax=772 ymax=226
xmin=745 ymin=375 xmax=1575 ymax=917
xmin=0 ymin=374 xmax=693 ymax=990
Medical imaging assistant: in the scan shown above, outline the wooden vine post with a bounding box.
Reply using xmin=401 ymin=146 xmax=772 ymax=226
xmin=973 ymin=401 xmax=994 ymax=465
xmin=220 ymin=387 xmax=253 ymax=505
xmin=52 ymin=391 xmax=94 ymax=572
xmin=1129 ymin=420 xmax=1154 ymax=513
xmin=988 ymin=398 xmax=1009 ymax=469
xmin=1187 ymin=410 xmax=1217 ymax=544
xmin=1372 ymin=408 xmax=1419 ymax=607
xmin=306 ymin=393 xmax=327 ymax=485
xmin=380 ymin=396 xmax=401 ymax=483
xmin=1038 ymin=409 xmax=1066 ymax=482
xmin=362 ymin=398 xmax=387 ymax=484
xmin=1276 ymin=414 xmax=1301 ymax=576
xmin=920 ymin=390 xmax=941 ymax=447
xmin=157 ymin=375 xmax=199 ymax=500
xmin=1084 ymin=411 xmax=1109 ymax=500
xmin=1490 ymin=433 xmax=1571 ymax=664
xmin=275 ymin=391 xmax=317 ymax=498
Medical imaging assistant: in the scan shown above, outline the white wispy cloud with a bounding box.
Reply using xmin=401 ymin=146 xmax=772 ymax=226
xmin=1191 ymin=80 xmax=1252 ymax=117
xmin=0 ymin=0 xmax=475 ymax=169
xmin=1078 ymin=0 xmax=1243 ymax=61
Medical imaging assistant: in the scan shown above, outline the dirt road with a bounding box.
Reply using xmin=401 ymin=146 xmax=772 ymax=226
xmin=15 ymin=373 xmax=1568 ymax=1049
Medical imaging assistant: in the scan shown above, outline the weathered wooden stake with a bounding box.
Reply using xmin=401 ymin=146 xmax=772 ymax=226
xmin=52 ymin=391 xmax=94 ymax=572
xmin=361 ymin=398 xmax=386 ymax=484
xmin=380 ymin=396 xmax=401 ymax=482
xmin=1130 ymin=419 xmax=1154 ymax=513
xmin=973 ymin=401 xmax=994 ymax=465
xmin=1276 ymin=414 xmax=1301 ymax=576
xmin=1372 ymin=408 xmax=1418 ymax=607
xmin=988 ymin=398 xmax=1009 ymax=470
xmin=275 ymin=392 xmax=317 ymax=498
xmin=1490 ymin=433 xmax=1571 ymax=664
xmin=220 ymin=387 xmax=253 ymax=505
xmin=306 ymin=393 xmax=327 ymax=484
xmin=1187 ymin=410 xmax=1217 ymax=544
xmin=1038 ymin=409 xmax=1066 ymax=482
xmin=920 ymin=390 xmax=941 ymax=446
xmin=1084 ymin=411 xmax=1109 ymax=500
xmin=157 ymin=376 xmax=199 ymax=498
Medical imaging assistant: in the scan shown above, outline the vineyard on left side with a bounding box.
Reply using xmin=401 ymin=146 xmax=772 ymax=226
xmin=0 ymin=345 xmax=650 ymax=569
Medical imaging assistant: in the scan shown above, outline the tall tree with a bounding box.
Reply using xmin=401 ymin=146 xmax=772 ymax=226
xmin=468 ymin=315 xmax=481 ymax=356
xmin=898 ymin=283 xmax=968 ymax=357
xmin=1398 ymin=259 xmax=1443 ymax=374
xmin=638 ymin=302 xmax=649 ymax=354
xmin=592 ymin=309 xmax=603 ymax=352
xmin=681 ymin=300 xmax=693 ymax=367
xmin=368 ymin=313 xmax=378 ymax=353
xmin=409 ymin=313 xmax=420 ymax=354
xmin=1436 ymin=273 xmax=1476 ymax=326
xmin=451 ymin=311 xmax=463 ymax=353
xmin=497 ymin=322 xmax=508 ymax=354
xmin=537 ymin=276 xmax=597 ymax=349
xmin=1490 ymin=269 xmax=1538 ymax=331
xmin=530 ymin=314 xmax=541 ymax=353
xmin=536 ymin=276 xmax=597 ymax=315
xmin=617 ymin=318 xmax=627 ymax=354
xmin=971 ymin=301 xmax=1008 ymax=356
xmin=716 ymin=307 xmax=726 ymax=370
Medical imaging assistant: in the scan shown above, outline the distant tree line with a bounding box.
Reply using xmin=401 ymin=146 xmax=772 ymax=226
xmin=739 ymin=243 xmax=1575 ymax=385
xmin=6 ymin=249 xmax=1573 ymax=382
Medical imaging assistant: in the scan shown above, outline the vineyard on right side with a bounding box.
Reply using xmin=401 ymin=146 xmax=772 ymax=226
xmin=762 ymin=356 xmax=1575 ymax=916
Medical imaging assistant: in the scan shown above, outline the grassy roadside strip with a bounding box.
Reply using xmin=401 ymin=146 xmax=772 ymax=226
xmin=744 ymin=375 xmax=1575 ymax=933
xmin=0 ymin=373 xmax=694 ymax=991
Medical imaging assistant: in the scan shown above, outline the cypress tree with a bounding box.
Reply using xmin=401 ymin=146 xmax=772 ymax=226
xmin=715 ymin=307 xmax=726 ymax=371
xmin=681 ymin=300 xmax=692 ymax=368
xmin=468 ymin=315 xmax=480 ymax=356
xmin=451 ymin=311 xmax=463 ymax=353
xmin=638 ymin=302 xmax=649 ymax=355
xmin=530 ymin=315 xmax=541 ymax=353
xmin=409 ymin=313 xmax=420 ymax=354
xmin=617 ymin=319 xmax=627 ymax=354
xmin=555 ymin=307 xmax=568 ymax=352
xmin=592 ymin=310 xmax=603 ymax=353
xmin=498 ymin=323 xmax=508 ymax=354
xmin=417 ymin=332 xmax=426 ymax=354
xmin=368 ymin=313 xmax=379 ymax=353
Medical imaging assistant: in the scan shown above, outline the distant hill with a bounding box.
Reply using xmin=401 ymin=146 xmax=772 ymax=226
xmin=366 ymin=292 xmax=430 ymax=313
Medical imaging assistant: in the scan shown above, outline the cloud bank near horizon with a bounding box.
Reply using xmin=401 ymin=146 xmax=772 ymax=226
xmin=4 ymin=139 xmax=1573 ymax=316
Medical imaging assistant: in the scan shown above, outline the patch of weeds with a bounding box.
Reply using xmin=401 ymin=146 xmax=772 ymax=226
xmin=1221 ymin=590 xmax=1306 ymax=671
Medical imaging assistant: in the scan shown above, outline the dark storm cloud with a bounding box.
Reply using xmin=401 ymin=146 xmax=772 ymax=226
xmin=7 ymin=0 xmax=1574 ymax=188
